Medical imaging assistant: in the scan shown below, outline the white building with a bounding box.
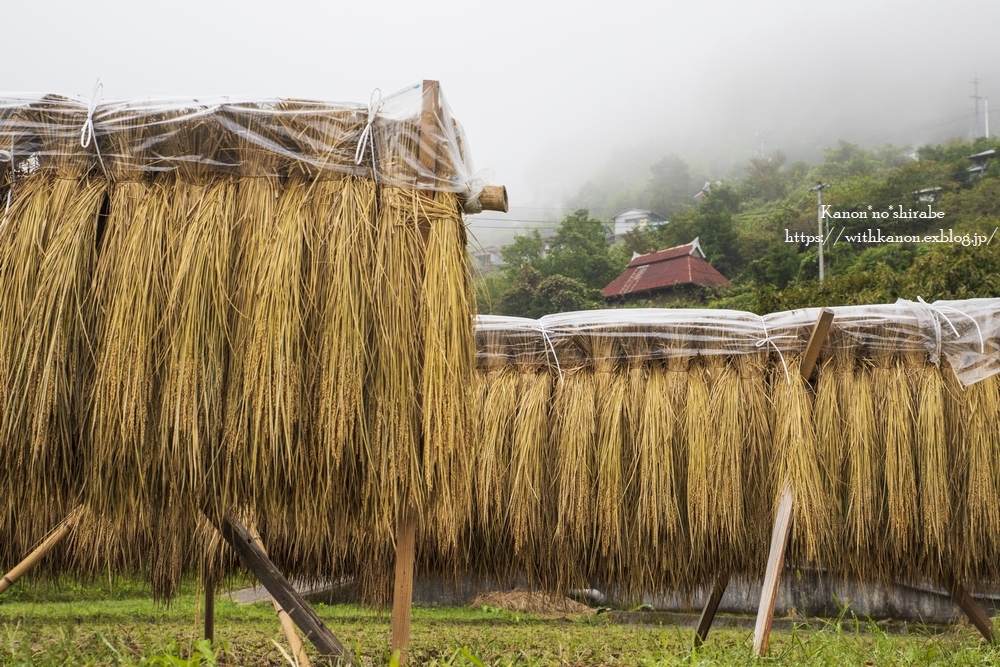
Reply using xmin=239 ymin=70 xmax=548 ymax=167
xmin=609 ymin=208 xmax=666 ymax=240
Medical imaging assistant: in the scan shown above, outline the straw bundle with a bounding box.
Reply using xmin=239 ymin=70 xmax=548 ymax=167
xmin=706 ymin=352 xmax=745 ymax=575
xmin=959 ymin=373 xmax=1000 ymax=580
xmin=1 ymin=97 xmax=98 ymax=567
xmin=552 ymin=334 xmax=596 ymax=587
xmin=508 ymin=330 xmax=553 ymax=585
xmin=594 ymin=330 xmax=627 ymax=573
xmin=873 ymin=336 xmax=918 ymax=577
xmin=420 ymin=190 xmax=475 ymax=555
xmin=368 ymin=187 xmax=425 ymax=541
xmin=841 ymin=352 xmax=881 ymax=577
xmin=81 ymin=102 xmax=160 ymax=576
xmin=130 ymin=108 xmax=230 ymax=597
xmin=734 ymin=348 xmax=772 ymax=576
xmin=915 ymin=360 xmax=951 ymax=575
xmin=773 ymin=356 xmax=831 ymax=566
xmin=684 ymin=355 xmax=713 ymax=576
xmin=474 ymin=326 xmax=518 ymax=575
xmin=635 ymin=343 xmax=687 ymax=589
xmin=813 ymin=351 xmax=845 ymax=565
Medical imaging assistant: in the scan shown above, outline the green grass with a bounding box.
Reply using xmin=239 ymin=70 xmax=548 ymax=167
xmin=2 ymin=578 xmax=1000 ymax=666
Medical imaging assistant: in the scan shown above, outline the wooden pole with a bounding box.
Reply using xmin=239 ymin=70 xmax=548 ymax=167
xmin=211 ymin=512 xmax=354 ymax=665
xmin=247 ymin=522 xmax=313 ymax=667
xmin=0 ymin=507 xmax=81 ymax=596
xmin=204 ymin=575 xmax=215 ymax=643
xmin=948 ymin=580 xmax=995 ymax=643
xmin=387 ymin=78 xmax=441 ymax=666
xmin=390 ymin=508 xmax=417 ymax=664
xmin=753 ymin=308 xmax=834 ymax=655
xmin=693 ymin=571 xmax=730 ymax=648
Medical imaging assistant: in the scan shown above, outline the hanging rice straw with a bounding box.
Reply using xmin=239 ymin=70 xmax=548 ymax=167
xmin=773 ymin=355 xmax=831 ymax=566
xmin=870 ymin=327 xmax=916 ymax=580
xmin=915 ymin=358 xmax=950 ymax=577
xmin=552 ymin=330 xmax=595 ymax=589
xmin=508 ymin=325 xmax=552 ymax=586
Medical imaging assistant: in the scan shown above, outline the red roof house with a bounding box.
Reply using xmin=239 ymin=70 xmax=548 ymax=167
xmin=602 ymin=238 xmax=729 ymax=299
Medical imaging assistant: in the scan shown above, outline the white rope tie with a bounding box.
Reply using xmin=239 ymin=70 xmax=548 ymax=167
xmin=537 ymin=323 xmax=564 ymax=384
xmin=756 ymin=316 xmax=796 ymax=384
xmin=1 ymin=137 xmax=13 ymax=230
xmin=918 ymin=296 xmax=985 ymax=354
xmin=354 ymin=88 xmax=383 ymax=180
xmin=80 ymin=80 xmax=109 ymax=179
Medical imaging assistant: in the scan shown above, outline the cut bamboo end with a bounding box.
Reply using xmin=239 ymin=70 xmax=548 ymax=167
xmin=480 ymin=185 xmax=508 ymax=212
xmin=463 ymin=185 xmax=508 ymax=214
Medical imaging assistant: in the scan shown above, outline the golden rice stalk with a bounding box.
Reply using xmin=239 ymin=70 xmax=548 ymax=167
xmin=961 ymin=374 xmax=1000 ymax=580
xmin=840 ymin=354 xmax=881 ymax=577
xmin=707 ymin=354 xmax=744 ymax=574
xmin=552 ymin=337 xmax=596 ymax=585
xmin=635 ymin=356 xmax=683 ymax=560
xmin=915 ymin=363 xmax=950 ymax=575
xmin=316 ymin=175 xmax=375 ymax=483
xmin=421 ymin=191 xmax=475 ymax=554
xmin=594 ymin=330 xmax=627 ymax=565
xmin=2 ymin=98 xmax=99 ymax=563
xmin=222 ymin=102 xmax=287 ymax=516
xmin=369 ymin=187 xmax=425 ymax=540
xmin=8 ymin=179 xmax=104 ymax=575
xmin=87 ymin=178 xmax=168 ymax=576
xmin=773 ymin=356 xmax=831 ymax=565
xmin=873 ymin=344 xmax=917 ymax=575
xmin=619 ymin=330 xmax=647 ymax=595
xmin=735 ymin=349 xmax=772 ymax=576
xmin=134 ymin=109 xmax=234 ymax=597
xmin=475 ymin=331 xmax=517 ymax=542
xmin=508 ymin=345 xmax=552 ymax=569
xmin=813 ymin=354 xmax=844 ymax=546
xmin=685 ymin=356 xmax=713 ymax=570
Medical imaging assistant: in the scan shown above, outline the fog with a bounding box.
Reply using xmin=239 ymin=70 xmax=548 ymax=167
xmin=6 ymin=0 xmax=998 ymax=244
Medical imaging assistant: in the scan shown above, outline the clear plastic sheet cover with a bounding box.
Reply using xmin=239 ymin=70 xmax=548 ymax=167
xmin=0 ymin=82 xmax=479 ymax=197
xmin=898 ymin=298 xmax=1000 ymax=386
xmin=476 ymin=298 xmax=1000 ymax=386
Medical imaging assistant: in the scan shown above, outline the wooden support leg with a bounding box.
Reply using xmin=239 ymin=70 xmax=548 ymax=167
xmin=948 ymin=580 xmax=995 ymax=643
xmin=693 ymin=572 xmax=730 ymax=648
xmin=390 ymin=509 xmax=417 ymax=666
xmin=753 ymin=483 xmax=794 ymax=656
xmin=0 ymin=507 xmax=81 ymax=596
xmin=247 ymin=522 xmax=312 ymax=667
xmin=205 ymin=576 xmax=215 ymax=643
xmin=753 ymin=309 xmax=834 ymax=655
xmin=210 ymin=511 xmax=353 ymax=665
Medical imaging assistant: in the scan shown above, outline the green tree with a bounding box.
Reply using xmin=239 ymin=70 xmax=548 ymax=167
xmin=645 ymin=154 xmax=696 ymax=218
xmin=544 ymin=208 xmax=623 ymax=290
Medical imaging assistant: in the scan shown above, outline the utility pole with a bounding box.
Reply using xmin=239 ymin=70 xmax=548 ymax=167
xmin=987 ymin=99 xmax=991 ymax=138
xmin=971 ymin=76 xmax=984 ymax=138
xmin=809 ymin=183 xmax=830 ymax=282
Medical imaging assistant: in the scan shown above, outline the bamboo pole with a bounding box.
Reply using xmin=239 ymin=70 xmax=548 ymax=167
xmin=248 ymin=522 xmax=312 ymax=667
xmin=388 ymin=78 xmax=441 ymax=666
xmin=753 ymin=308 xmax=834 ymax=655
xmin=0 ymin=507 xmax=82 ymax=596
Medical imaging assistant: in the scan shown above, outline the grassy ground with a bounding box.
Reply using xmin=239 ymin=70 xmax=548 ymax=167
xmin=2 ymin=578 xmax=999 ymax=666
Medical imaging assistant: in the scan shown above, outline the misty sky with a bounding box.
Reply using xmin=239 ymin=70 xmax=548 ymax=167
xmin=7 ymin=0 xmax=999 ymax=242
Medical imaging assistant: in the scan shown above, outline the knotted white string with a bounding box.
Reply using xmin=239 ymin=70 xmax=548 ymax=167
xmin=917 ymin=296 xmax=985 ymax=354
xmin=756 ymin=315 xmax=796 ymax=384
xmin=1 ymin=137 xmax=13 ymax=227
xmin=537 ymin=323 xmax=564 ymax=384
xmin=354 ymin=88 xmax=383 ymax=180
xmin=80 ymin=80 xmax=109 ymax=178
